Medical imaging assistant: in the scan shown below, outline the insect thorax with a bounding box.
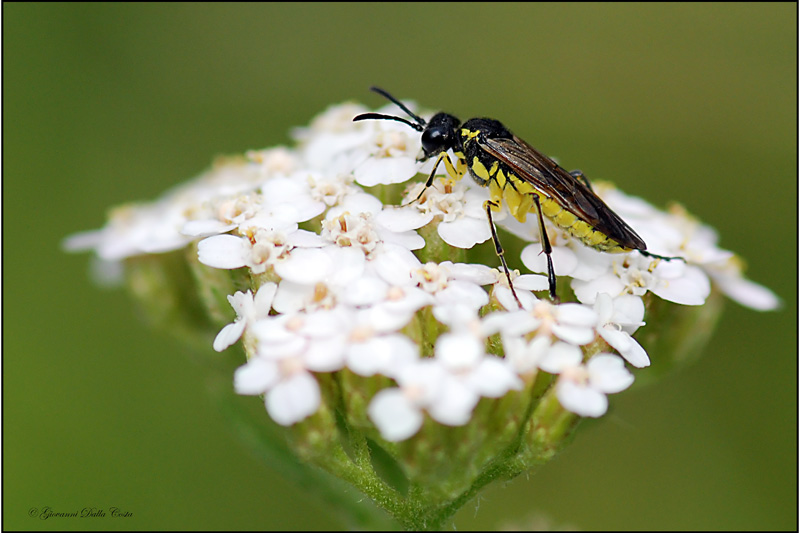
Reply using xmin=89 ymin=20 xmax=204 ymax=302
xmin=457 ymin=118 xmax=513 ymax=187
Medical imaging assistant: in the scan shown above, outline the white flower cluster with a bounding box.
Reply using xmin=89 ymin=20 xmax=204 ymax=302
xmin=65 ymin=100 xmax=780 ymax=442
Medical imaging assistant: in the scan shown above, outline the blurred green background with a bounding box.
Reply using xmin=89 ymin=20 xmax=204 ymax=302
xmin=5 ymin=3 xmax=796 ymax=530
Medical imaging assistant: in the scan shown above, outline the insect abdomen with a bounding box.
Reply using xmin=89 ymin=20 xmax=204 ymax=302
xmin=499 ymin=170 xmax=631 ymax=254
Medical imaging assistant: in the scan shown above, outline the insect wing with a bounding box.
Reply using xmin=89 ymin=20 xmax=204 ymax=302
xmin=481 ymin=135 xmax=646 ymax=250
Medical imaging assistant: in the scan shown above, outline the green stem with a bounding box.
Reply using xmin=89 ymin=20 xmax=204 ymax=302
xmin=210 ymin=375 xmax=394 ymax=530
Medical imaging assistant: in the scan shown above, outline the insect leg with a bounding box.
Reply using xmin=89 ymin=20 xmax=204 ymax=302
xmin=485 ymin=200 xmax=523 ymax=309
xmin=410 ymin=152 xmax=464 ymax=204
xmin=569 ymin=169 xmax=593 ymax=192
xmin=531 ymin=194 xmax=558 ymax=301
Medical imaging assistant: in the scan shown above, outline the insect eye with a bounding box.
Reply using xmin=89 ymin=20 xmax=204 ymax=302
xmin=421 ymin=127 xmax=446 ymax=155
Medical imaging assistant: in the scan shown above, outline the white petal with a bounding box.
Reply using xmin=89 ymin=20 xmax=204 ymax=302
xmin=505 ymin=335 xmax=551 ymax=374
xmin=513 ymin=274 xmax=550 ymax=291
xmin=139 ymin=230 xmax=191 ymax=254
xmin=587 ymin=354 xmax=635 ymax=393
xmin=354 ymin=156 xmax=418 ymax=187
xmin=427 ymin=377 xmax=478 ymax=426
xmin=572 ymin=274 xmax=626 ymax=304
xmin=395 ymin=360 xmax=446 ymax=404
xmin=262 ymin=176 xmax=310 ymax=205
xmin=603 ymin=188 xmax=658 ymax=217
xmin=496 ymin=212 xmax=539 ymax=241
xmin=293 ymin=200 xmax=327 ymax=223
xmin=288 ymin=229 xmax=326 ymax=248
xmin=714 ymin=275 xmax=781 ymax=311
xmin=486 ymin=309 xmax=539 ymax=336
xmin=650 ymin=265 xmax=710 ymax=306
xmin=253 ymin=317 xmax=299 ymax=344
xmin=272 ymin=280 xmax=314 ymax=314
xmin=556 ymin=303 xmax=598 ymax=327
xmin=62 ymin=229 xmax=104 ymax=252
xmin=347 ymin=337 xmax=393 ymax=377
xmin=593 ymin=292 xmax=614 ymax=322
xmin=368 ymin=389 xmax=423 ymax=442
xmin=246 ymin=210 xmax=300 ymax=233
xmin=480 ymin=311 xmax=513 ymax=336
xmin=447 ymin=262 xmax=496 ymax=285
xmin=380 ymin=335 xmax=419 ymax=375
xmin=551 ymin=324 xmax=596 ymax=346
xmin=557 ymin=380 xmax=608 ymax=417
xmin=375 ymin=206 xmax=433 ymax=232
xmin=520 ymin=243 xmax=578 ymax=276
xmin=213 ymin=321 xmax=246 ymax=352
xmin=538 ymin=342 xmax=583 ymax=374
xmin=339 ymin=192 xmax=384 ymax=216
xmin=435 ymin=280 xmax=489 ymax=309
xmin=264 ymin=180 xmax=325 ymax=222
xmin=301 ymin=308 xmax=350 ymax=338
xmin=569 ymin=245 xmax=615 ymax=281
xmin=258 ymin=335 xmax=308 ymax=359
xmin=304 ymin=130 xmax=372 ymax=169
xmin=304 ymin=336 xmax=346 ymax=372
xmin=324 ymin=246 xmax=366 ymax=286
xmin=610 ymin=294 xmax=646 ymax=331
xmin=253 ymin=283 xmax=278 ymax=318
xmin=182 ymin=219 xmax=237 ymax=237
xmin=347 ymin=335 xmax=417 ymax=377
xmin=274 ymin=247 xmax=332 ymax=284
xmin=462 ymin=186 xmax=491 ymax=216
xmin=266 ymin=372 xmax=321 ymax=426
xmin=233 ymin=358 xmax=279 ymax=395
xmin=197 ymin=235 xmax=248 ymax=269
xmin=431 ymin=303 xmax=476 ymax=328
xmin=370 ymin=243 xmax=421 ymax=285
xmin=226 ymin=290 xmax=254 ymax=318
xmin=494 ymin=285 xmax=537 ymax=311
xmin=469 ymin=358 xmax=523 ymax=397
xmin=363 ymin=302 xmax=416 ymax=333
xmin=341 ymin=276 xmax=389 ymax=307
xmin=599 ymin=327 xmax=650 ymax=368
xmin=436 ymin=332 xmax=484 ymax=369
xmin=437 ymin=217 xmax=491 ymax=248
xmin=378 ymin=228 xmax=425 ymax=250
xmin=382 ymin=286 xmax=434 ymax=315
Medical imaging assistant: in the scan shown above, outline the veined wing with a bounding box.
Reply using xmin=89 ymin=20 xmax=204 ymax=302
xmin=482 ymin=135 xmax=646 ymax=250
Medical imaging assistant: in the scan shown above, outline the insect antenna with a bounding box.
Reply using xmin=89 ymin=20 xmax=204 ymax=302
xmin=369 ymin=87 xmax=426 ymax=125
xmin=352 ymin=87 xmax=427 ymax=131
xmin=353 ymin=112 xmax=424 ymax=131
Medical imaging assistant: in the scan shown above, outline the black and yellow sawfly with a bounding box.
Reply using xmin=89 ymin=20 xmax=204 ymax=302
xmin=353 ymin=87 xmax=678 ymax=305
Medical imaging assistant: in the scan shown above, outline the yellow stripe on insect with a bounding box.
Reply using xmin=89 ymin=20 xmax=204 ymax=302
xmin=569 ymin=220 xmax=593 ymax=239
xmin=503 ymin=186 xmax=525 ymax=219
xmin=494 ymin=168 xmax=508 ymax=189
xmin=456 ymin=156 xmax=467 ymax=176
xmin=513 ymin=178 xmax=536 ymax=196
xmin=586 ymin=230 xmax=608 ymax=247
xmin=540 ymin=198 xmax=562 ymax=218
xmin=488 ymin=179 xmax=504 ymax=212
xmin=471 ymin=157 xmax=490 ymax=181
xmin=517 ymin=193 xmax=534 ymax=220
xmin=555 ymin=210 xmax=577 ymax=228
